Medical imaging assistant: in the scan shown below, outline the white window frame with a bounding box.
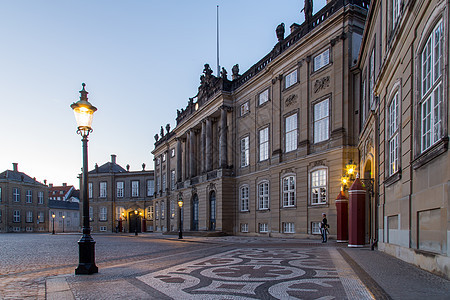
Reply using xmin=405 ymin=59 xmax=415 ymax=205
xmin=99 ymin=182 xmax=107 ymax=198
xmin=100 ymin=226 xmax=107 ymax=232
xmin=314 ymin=48 xmax=330 ymax=71
xmin=147 ymin=180 xmax=155 ymax=196
xmin=388 ymin=92 xmax=399 ymax=176
xmin=240 ymin=223 xmax=249 ymax=233
xmin=13 ymin=188 xmax=20 ymax=202
xmin=147 ymin=206 xmax=154 ymax=220
xmin=311 ymin=169 xmax=327 ymax=205
xmin=170 ymin=200 xmax=175 ymax=218
xmin=285 ymin=113 xmax=297 ymax=152
xmin=311 ymin=222 xmax=321 ymax=234
xmin=285 ymin=69 xmax=298 ymax=89
xmin=259 ymin=223 xmax=268 ymax=233
xmin=240 ymin=185 xmax=249 ymax=212
xmin=38 ymin=191 xmax=44 ymax=204
xmin=171 ymin=148 xmax=175 ymax=157
xmin=420 ymin=20 xmax=443 ymax=152
xmin=282 ymin=175 xmax=296 ymax=207
xmin=171 ymin=170 xmax=175 ymax=191
xmin=259 ymin=127 xmax=269 ymax=161
xmin=117 ymin=181 xmax=124 ymax=198
xmin=240 ymin=101 xmax=250 ymax=116
xmin=258 ymin=88 xmax=269 ymax=106
xmin=99 ymin=207 xmax=107 ymax=221
xmin=26 ymin=190 xmax=32 ymax=203
xmin=240 ymin=136 xmax=250 ymax=167
xmin=88 ymin=183 xmax=93 ymax=198
xmin=314 ymin=98 xmax=329 ymax=143
xmin=155 ymin=202 xmax=159 ymax=220
xmin=13 ymin=210 xmax=20 ymax=222
xmin=283 ymin=222 xmax=295 ymax=233
xmin=162 ymin=174 xmax=166 ymax=191
xmin=132 ymin=180 xmax=139 ymax=197
xmin=26 ymin=211 xmax=33 ymax=223
xmin=161 ymin=200 xmax=165 ymax=219
xmin=258 ymin=181 xmax=269 ymax=210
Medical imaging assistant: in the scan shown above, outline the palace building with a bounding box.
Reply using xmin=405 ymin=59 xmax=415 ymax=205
xmin=152 ymin=0 xmax=450 ymax=278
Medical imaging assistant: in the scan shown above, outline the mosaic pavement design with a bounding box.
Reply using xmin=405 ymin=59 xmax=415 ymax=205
xmin=137 ymin=247 xmax=374 ymax=299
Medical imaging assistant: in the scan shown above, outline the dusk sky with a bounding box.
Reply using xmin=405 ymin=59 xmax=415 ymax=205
xmin=1 ymin=0 xmax=326 ymax=188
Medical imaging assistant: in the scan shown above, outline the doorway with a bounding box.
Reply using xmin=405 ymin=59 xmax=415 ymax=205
xmin=129 ymin=211 xmax=141 ymax=233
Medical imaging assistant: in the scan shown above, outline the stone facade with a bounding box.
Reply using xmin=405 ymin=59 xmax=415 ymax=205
xmin=0 ymin=163 xmax=48 ymax=233
xmin=81 ymin=155 xmax=155 ymax=233
xmin=152 ymin=1 xmax=369 ymax=238
xmin=357 ymin=0 xmax=450 ymax=278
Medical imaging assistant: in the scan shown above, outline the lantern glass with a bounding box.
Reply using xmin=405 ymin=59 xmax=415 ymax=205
xmin=346 ymin=161 xmax=357 ymax=175
xmin=178 ymin=200 xmax=183 ymax=208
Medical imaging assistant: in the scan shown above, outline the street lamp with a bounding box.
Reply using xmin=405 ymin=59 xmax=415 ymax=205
xmin=52 ymin=213 xmax=55 ymax=235
xmin=72 ymin=83 xmax=98 ymax=275
xmin=134 ymin=210 xmax=139 ymax=236
xmin=178 ymin=198 xmax=183 ymax=239
xmin=62 ymin=215 xmax=65 ymax=233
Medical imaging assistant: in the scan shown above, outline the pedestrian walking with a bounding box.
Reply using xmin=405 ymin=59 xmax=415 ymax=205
xmin=321 ymin=213 xmax=329 ymax=243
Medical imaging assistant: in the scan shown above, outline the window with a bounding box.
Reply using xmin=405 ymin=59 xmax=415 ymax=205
xmin=162 ymin=174 xmax=166 ymax=191
xmin=0 ymin=187 xmax=2 ymax=202
xmin=421 ymin=21 xmax=443 ymax=152
xmin=362 ymin=76 xmax=367 ymax=123
xmin=38 ymin=212 xmax=45 ymax=223
xmin=161 ymin=201 xmax=165 ymax=219
xmin=38 ymin=191 xmax=44 ymax=204
xmin=0 ymin=209 xmax=2 ymax=223
xmin=99 ymin=182 xmax=107 ymax=198
xmin=388 ymin=92 xmax=400 ymax=175
xmin=25 ymin=190 xmax=32 ymax=203
xmin=258 ymin=181 xmax=269 ymax=210
xmin=162 ymin=153 xmax=166 ymax=162
xmin=156 ymin=176 xmax=161 ymax=193
xmin=314 ymin=48 xmax=330 ymax=71
xmin=13 ymin=188 xmax=20 ymax=202
xmin=259 ymin=127 xmax=269 ymax=161
xmin=369 ymin=47 xmax=375 ymax=109
xmin=99 ymin=207 xmax=107 ymax=221
xmin=171 ymin=170 xmax=175 ymax=190
xmin=283 ymin=222 xmax=295 ymax=233
xmin=240 ymin=185 xmax=249 ymax=211
xmin=100 ymin=226 xmax=107 ymax=232
xmin=240 ymin=136 xmax=250 ymax=167
xmin=155 ymin=202 xmax=159 ymax=219
xmin=26 ymin=211 xmax=33 ymax=223
xmin=13 ymin=210 xmax=20 ymax=222
xmin=171 ymin=148 xmax=175 ymax=157
xmin=311 ymin=222 xmax=321 ymax=234
xmin=147 ymin=180 xmax=155 ymax=196
xmin=88 ymin=183 xmax=93 ymax=198
xmin=89 ymin=207 xmax=93 ymax=221
xmin=314 ymin=98 xmax=329 ymax=143
xmin=240 ymin=223 xmax=248 ymax=233
xmin=156 ymin=157 xmax=160 ymax=165
xmin=311 ymin=169 xmax=327 ymax=205
xmin=282 ymin=176 xmax=295 ymax=207
xmin=170 ymin=200 xmax=175 ymax=218
xmin=285 ymin=114 xmax=297 ymax=152
xmin=258 ymin=88 xmax=269 ymax=105
xmin=392 ymin=0 xmax=401 ymax=27
xmin=117 ymin=182 xmax=124 ymax=198
xmin=147 ymin=206 xmax=154 ymax=220
xmin=240 ymin=101 xmax=250 ymax=116
xmin=285 ymin=69 xmax=298 ymax=89
xmin=59 ymin=211 xmax=63 ymax=217
xmin=259 ymin=223 xmax=268 ymax=233
xmin=132 ymin=180 xmax=139 ymax=197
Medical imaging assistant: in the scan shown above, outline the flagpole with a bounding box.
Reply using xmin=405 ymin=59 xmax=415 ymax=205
xmin=217 ymin=5 xmax=220 ymax=77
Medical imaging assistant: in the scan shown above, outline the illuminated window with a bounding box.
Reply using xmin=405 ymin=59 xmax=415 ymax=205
xmin=311 ymin=169 xmax=327 ymax=205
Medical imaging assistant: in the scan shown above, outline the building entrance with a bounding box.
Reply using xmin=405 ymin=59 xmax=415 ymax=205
xmin=129 ymin=211 xmax=141 ymax=233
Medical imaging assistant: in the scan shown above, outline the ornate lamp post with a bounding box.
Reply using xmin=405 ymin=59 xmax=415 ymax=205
xmin=178 ymin=198 xmax=183 ymax=239
xmin=52 ymin=213 xmax=55 ymax=235
xmin=62 ymin=215 xmax=65 ymax=233
xmin=72 ymin=83 xmax=98 ymax=275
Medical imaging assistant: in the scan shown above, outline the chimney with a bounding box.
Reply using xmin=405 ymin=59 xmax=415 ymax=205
xmin=12 ymin=163 xmax=18 ymax=172
xmin=62 ymin=183 xmax=67 ymax=187
xmin=49 ymin=183 xmax=53 ymax=188
xmin=44 ymin=180 xmax=47 ymax=185
xmin=111 ymin=154 xmax=117 ymax=164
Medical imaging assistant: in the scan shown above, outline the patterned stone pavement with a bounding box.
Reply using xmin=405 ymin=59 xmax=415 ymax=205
xmin=137 ymin=247 xmax=374 ymax=299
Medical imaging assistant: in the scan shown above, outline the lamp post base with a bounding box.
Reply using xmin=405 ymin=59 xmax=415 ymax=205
xmin=75 ymin=235 xmax=98 ymax=275
xmin=178 ymin=231 xmax=183 ymax=239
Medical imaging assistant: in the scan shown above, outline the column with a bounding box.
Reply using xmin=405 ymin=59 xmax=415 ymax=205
xmin=206 ymin=117 xmax=212 ymax=172
xmin=183 ymin=135 xmax=188 ymax=181
xmin=220 ymin=107 xmax=228 ymax=168
xmin=176 ymin=138 xmax=182 ymax=182
xmin=189 ymin=130 xmax=195 ymax=178
xmin=201 ymin=120 xmax=206 ymax=174
xmin=348 ymin=176 xmax=366 ymax=247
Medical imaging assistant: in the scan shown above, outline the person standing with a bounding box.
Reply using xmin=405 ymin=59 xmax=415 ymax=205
xmin=321 ymin=213 xmax=329 ymax=243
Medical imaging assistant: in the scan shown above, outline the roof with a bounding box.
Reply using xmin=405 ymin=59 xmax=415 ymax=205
xmin=48 ymin=199 xmax=80 ymax=210
xmin=89 ymin=162 xmax=127 ymax=174
xmin=0 ymin=169 xmax=46 ymax=186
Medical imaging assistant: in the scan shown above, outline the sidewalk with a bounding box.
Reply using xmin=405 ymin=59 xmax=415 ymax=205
xmin=46 ymin=237 xmax=450 ymax=299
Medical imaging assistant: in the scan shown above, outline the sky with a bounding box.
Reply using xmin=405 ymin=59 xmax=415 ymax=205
xmin=0 ymin=0 xmax=326 ymax=189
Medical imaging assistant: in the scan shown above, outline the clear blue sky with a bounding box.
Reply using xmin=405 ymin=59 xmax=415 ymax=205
xmin=0 ymin=0 xmax=326 ymax=188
